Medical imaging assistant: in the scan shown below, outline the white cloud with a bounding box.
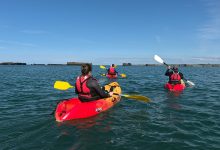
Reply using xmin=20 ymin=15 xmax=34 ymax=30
xmin=0 ymin=40 xmax=36 ymax=47
xmin=0 ymin=25 xmax=9 ymax=28
xmin=165 ymin=56 xmax=220 ymax=64
xmin=0 ymin=46 xmax=5 ymax=49
xmin=192 ymin=56 xmax=220 ymax=62
xmin=199 ymin=0 xmax=220 ymax=40
xmin=199 ymin=25 xmax=220 ymax=40
xmin=92 ymin=57 xmax=154 ymax=65
xmin=155 ymin=35 xmax=161 ymax=43
xmin=21 ymin=30 xmax=48 ymax=34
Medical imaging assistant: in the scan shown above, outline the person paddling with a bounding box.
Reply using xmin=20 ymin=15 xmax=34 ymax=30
xmin=165 ymin=66 xmax=184 ymax=84
xmin=75 ymin=63 xmax=113 ymax=102
xmin=107 ymin=64 xmax=118 ymax=76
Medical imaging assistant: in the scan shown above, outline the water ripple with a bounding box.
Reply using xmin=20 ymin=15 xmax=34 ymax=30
xmin=0 ymin=66 xmax=220 ymax=150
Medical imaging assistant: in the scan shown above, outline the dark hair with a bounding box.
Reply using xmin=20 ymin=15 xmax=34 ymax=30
xmin=112 ymin=64 xmax=115 ymax=67
xmin=81 ymin=63 xmax=92 ymax=75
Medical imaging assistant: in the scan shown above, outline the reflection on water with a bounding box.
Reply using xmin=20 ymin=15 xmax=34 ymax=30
xmin=57 ymin=113 xmax=110 ymax=130
xmin=166 ymin=90 xmax=184 ymax=98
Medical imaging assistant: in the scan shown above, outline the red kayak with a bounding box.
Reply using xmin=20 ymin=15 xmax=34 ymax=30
xmin=55 ymin=82 xmax=121 ymax=122
xmin=164 ymin=80 xmax=186 ymax=91
xmin=106 ymin=74 xmax=118 ymax=79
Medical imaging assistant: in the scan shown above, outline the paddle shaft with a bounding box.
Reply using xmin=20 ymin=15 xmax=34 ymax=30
xmin=113 ymin=93 xmax=151 ymax=102
xmin=113 ymin=93 xmax=121 ymax=96
xmin=163 ymin=62 xmax=169 ymax=67
xmin=113 ymin=93 xmax=126 ymax=97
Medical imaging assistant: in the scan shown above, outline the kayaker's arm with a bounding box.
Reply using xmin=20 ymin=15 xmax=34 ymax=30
xmin=115 ymin=69 xmax=118 ymax=74
xmin=165 ymin=69 xmax=172 ymax=76
xmin=75 ymin=83 xmax=79 ymax=94
xmin=179 ymin=72 xmax=184 ymax=79
xmin=89 ymin=80 xmax=110 ymax=98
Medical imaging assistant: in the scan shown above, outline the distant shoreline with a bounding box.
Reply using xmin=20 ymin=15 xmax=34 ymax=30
xmin=0 ymin=62 xmax=92 ymax=66
xmin=0 ymin=62 xmax=220 ymax=67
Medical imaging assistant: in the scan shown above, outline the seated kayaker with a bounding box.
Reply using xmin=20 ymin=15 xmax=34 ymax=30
xmin=75 ymin=63 xmax=113 ymax=102
xmin=165 ymin=66 xmax=184 ymax=84
xmin=107 ymin=64 xmax=118 ymax=75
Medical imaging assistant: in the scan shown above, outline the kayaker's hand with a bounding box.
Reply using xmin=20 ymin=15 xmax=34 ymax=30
xmin=167 ymin=66 xmax=171 ymax=69
xmin=109 ymin=92 xmax=113 ymax=96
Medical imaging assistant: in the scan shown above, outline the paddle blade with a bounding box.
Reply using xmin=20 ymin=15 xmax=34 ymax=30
xmin=121 ymin=94 xmax=151 ymax=103
xmin=120 ymin=74 xmax=126 ymax=78
xmin=186 ymin=80 xmax=195 ymax=86
xmin=100 ymin=65 xmax=106 ymax=69
xmin=154 ymin=55 xmax=164 ymax=64
xmin=54 ymin=81 xmax=74 ymax=90
xmin=101 ymin=73 xmax=106 ymax=76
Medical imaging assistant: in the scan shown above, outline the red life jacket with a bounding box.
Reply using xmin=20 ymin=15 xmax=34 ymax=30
xmin=170 ymin=72 xmax=181 ymax=83
xmin=76 ymin=75 xmax=92 ymax=99
xmin=108 ymin=67 xmax=116 ymax=75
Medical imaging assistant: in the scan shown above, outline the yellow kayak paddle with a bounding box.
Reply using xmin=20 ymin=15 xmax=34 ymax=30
xmin=120 ymin=74 xmax=126 ymax=78
xmin=120 ymin=94 xmax=151 ymax=103
xmin=54 ymin=81 xmax=74 ymax=90
xmin=101 ymin=73 xmax=126 ymax=78
xmin=100 ymin=65 xmax=106 ymax=69
xmin=54 ymin=81 xmax=151 ymax=103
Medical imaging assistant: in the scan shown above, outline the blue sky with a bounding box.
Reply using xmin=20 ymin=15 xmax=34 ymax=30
xmin=0 ymin=0 xmax=220 ymax=64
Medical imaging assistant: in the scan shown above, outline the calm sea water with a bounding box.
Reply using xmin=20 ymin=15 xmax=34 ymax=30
xmin=0 ymin=65 xmax=220 ymax=150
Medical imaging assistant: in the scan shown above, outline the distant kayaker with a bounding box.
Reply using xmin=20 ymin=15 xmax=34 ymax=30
xmin=107 ymin=64 xmax=118 ymax=75
xmin=75 ymin=63 xmax=113 ymax=102
xmin=165 ymin=66 xmax=184 ymax=84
